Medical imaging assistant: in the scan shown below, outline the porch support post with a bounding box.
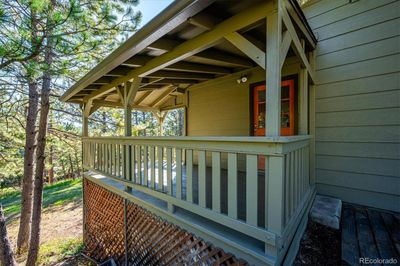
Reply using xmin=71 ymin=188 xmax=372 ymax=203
xmin=82 ymin=111 xmax=88 ymax=137
xmin=265 ymin=1 xmax=282 ymax=136
xmin=152 ymin=111 xmax=169 ymax=136
xmin=122 ymin=78 xmax=141 ymax=190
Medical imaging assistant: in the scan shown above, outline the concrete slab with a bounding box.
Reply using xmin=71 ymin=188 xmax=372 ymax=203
xmin=310 ymin=194 xmax=342 ymax=230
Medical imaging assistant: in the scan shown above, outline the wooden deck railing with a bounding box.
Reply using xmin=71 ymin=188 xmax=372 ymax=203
xmin=82 ymin=136 xmax=312 ymax=250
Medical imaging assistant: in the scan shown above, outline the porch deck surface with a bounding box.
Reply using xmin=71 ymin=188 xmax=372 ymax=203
xmin=342 ymin=204 xmax=400 ymax=265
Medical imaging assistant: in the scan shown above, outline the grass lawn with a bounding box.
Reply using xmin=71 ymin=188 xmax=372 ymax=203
xmin=0 ymin=178 xmax=93 ymax=265
xmin=1 ymin=178 xmax=82 ymax=219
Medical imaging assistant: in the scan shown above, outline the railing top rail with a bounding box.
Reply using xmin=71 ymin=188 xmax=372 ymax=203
xmin=82 ymin=135 xmax=312 ymax=143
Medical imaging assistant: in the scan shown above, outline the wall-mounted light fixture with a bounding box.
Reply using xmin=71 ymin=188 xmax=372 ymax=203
xmin=237 ymin=75 xmax=248 ymax=84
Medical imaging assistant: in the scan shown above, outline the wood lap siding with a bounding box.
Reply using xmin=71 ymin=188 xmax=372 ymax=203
xmin=303 ymin=0 xmax=400 ymax=211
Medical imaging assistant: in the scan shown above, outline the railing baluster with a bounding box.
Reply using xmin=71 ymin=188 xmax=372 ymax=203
xmin=227 ymin=153 xmax=237 ymax=219
xmin=122 ymin=144 xmax=126 ymax=179
xmin=290 ymin=151 xmax=295 ymax=216
xmin=176 ymin=148 xmax=182 ymax=199
xmin=295 ymin=149 xmax=299 ymax=208
xmin=285 ymin=153 xmax=290 ymax=225
xmin=108 ymin=144 xmax=112 ymax=175
xmin=143 ymin=146 xmax=148 ymax=186
xmin=127 ymin=145 xmax=132 ymax=182
xmin=246 ymin=154 xmax=258 ymax=227
xmin=150 ymin=146 xmax=155 ymax=189
xmin=131 ymin=145 xmax=136 ymax=184
xmin=158 ymin=146 xmax=164 ymax=191
xmin=186 ymin=150 xmax=193 ymax=203
xmin=117 ymin=144 xmax=121 ymax=177
xmin=92 ymin=142 xmax=95 ymax=168
xmin=212 ymin=152 xmax=221 ymax=213
xmin=300 ymin=148 xmax=304 ymax=198
xmin=198 ymin=150 xmax=206 ymax=208
xmin=137 ymin=145 xmax=142 ymax=184
xmin=101 ymin=143 xmax=104 ymax=172
xmin=264 ymin=155 xmax=269 ymax=228
xmin=166 ymin=148 xmax=172 ymax=195
xmin=111 ymin=144 xmax=114 ymax=175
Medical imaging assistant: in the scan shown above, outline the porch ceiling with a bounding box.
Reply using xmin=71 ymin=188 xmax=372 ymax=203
xmin=60 ymin=0 xmax=316 ymax=114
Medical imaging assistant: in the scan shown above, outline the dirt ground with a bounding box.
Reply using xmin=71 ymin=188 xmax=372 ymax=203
xmin=294 ymin=220 xmax=341 ymax=265
xmin=8 ymin=201 xmax=83 ymax=246
xmin=7 ymin=200 xmax=85 ymax=265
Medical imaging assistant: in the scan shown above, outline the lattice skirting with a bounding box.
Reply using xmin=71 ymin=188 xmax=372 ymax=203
xmin=83 ymin=178 xmax=248 ymax=266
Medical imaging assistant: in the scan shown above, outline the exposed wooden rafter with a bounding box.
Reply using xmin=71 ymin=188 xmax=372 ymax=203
xmin=82 ymin=1 xmax=273 ymax=102
xmin=150 ymin=86 xmax=176 ymax=107
xmin=187 ymin=12 xmax=266 ymax=69
xmin=123 ymin=54 xmax=231 ymax=74
xmin=92 ymin=99 xmax=158 ymax=112
xmin=134 ymin=91 xmax=153 ymax=106
xmin=149 ymin=38 xmax=254 ymax=68
xmin=61 ymin=0 xmax=216 ymax=102
xmin=146 ymin=70 xmax=214 ymax=80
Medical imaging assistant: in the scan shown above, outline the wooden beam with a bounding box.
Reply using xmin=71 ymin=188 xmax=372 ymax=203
xmin=83 ymin=1 xmax=273 ymax=102
xmin=104 ymin=66 xmax=131 ymax=77
xmin=146 ymin=70 xmax=214 ymax=80
xmin=61 ymin=0 xmax=215 ymax=102
xmin=150 ymin=86 xmax=176 ymax=107
xmin=116 ymin=85 xmax=124 ymax=104
xmin=83 ymin=99 xmax=93 ymax=117
xmin=188 ymin=12 xmax=220 ymax=30
xmin=123 ymin=54 xmax=231 ymax=74
xmin=141 ymin=78 xmax=198 ymax=86
xmin=92 ymin=99 xmax=158 ymax=112
xmin=225 ymin=32 xmax=266 ymax=69
xmin=281 ymin=4 xmax=316 ymax=84
xmin=134 ymin=91 xmax=152 ymax=106
xmin=166 ymin=61 xmax=231 ymax=74
xmin=280 ymin=30 xmax=292 ymax=69
xmin=126 ymin=77 xmax=142 ymax=107
xmin=92 ymin=77 xmax=114 ymax=85
xmin=193 ymin=49 xmax=254 ymax=67
xmin=187 ymin=13 xmax=264 ymax=68
xmin=150 ymin=38 xmax=254 ymax=68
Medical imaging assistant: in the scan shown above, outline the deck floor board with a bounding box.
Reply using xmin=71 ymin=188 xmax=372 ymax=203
xmin=342 ymin=204 xmax=400 ymax=265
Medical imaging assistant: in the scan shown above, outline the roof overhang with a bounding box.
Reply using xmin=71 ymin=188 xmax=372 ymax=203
xmin=60 ymin=0 xmax=317 ymax=114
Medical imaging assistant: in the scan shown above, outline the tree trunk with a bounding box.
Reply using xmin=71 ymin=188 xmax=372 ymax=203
xmin=17 ymin=80 xmax=38 ymax=253
xmin=61 ymin=160 xmax=67 ymax=179
xmin=17 ymin=6 xmax=41 ymax=253
xmin=69 ymin=154 xmax=74 ymax=179
xmin=26 ymin=12 xmax=54 ymax=263
xmin=0 ymin=205 xmax=17 ymax=266
xmin=48 ymin=145 xmax=54 ymax=184
xmin=74 ymin=150 xmax=80 ymax=177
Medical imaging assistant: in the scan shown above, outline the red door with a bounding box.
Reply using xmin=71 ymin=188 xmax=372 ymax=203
xmin=253 ymin=79 xmax=295 ymax=136
xmin=253 ymin=79 xmax=295 ymax=168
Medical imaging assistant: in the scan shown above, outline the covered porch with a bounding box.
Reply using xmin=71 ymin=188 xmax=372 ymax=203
xmin=61 ymin=0 xmax=317 ymax=264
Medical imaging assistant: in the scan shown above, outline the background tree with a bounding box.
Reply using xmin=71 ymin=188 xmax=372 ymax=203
xmin=0 ymin=0 xmax=141 ymax=261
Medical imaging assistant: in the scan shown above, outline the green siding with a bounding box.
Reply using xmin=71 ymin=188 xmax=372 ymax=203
xmin=304 ymin=0 xmax=400 ymax=211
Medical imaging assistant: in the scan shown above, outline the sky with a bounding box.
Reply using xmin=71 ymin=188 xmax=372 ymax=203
xmin=135 ymin=0 xmax=175 ymax=28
